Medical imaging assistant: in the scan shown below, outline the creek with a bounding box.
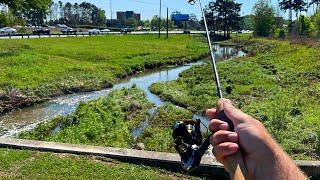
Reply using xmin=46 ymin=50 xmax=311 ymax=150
xmin=0 ymin=44 xmax=245 ymax=137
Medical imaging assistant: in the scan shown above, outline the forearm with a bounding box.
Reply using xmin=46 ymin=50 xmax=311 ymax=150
xmin=252 ymin=138 xmax=307 ymax=180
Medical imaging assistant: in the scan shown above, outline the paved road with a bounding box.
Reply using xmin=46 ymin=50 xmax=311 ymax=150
xmin=0 ymin=31 xmax=208 ymax=40
xmin=0 ymin=30 xmax=253 ymax=40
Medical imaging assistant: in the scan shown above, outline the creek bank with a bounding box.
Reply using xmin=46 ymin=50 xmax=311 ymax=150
xmin=0 ymin=35 xmax=208 ymax=115
xmin=0 ymin=54 xmax=207 ymax=115
xmin=148 ymin=37 xmax=320 ymax=160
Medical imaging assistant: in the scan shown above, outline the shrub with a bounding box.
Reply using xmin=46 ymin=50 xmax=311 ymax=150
xmin=275 ymin=28 xmax=286 ymax=39
xmin=253 ymin=0 xmax=275 ymax=37
xmin=298 ymin=15 xmax=316 ymax=37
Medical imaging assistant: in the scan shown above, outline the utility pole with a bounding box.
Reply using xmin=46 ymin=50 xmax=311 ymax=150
xmin=159 ymin=0 xmax=162 ymax=38
xmin=166 ymin=7 xmax=169 ymax=38
xmin=110 ymin=0 xmax=113 ymax=20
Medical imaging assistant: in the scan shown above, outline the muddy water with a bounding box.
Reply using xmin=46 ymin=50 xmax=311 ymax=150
xmin=0 ymin=44 xmax=245 ymax=137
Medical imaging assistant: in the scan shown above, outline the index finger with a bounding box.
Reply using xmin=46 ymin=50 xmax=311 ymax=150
xmin=206 ymin=108 xmax=219 ymax=120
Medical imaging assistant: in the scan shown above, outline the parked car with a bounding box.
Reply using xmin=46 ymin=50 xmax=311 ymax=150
xmin=62 ymin=27 xmax=77 ymax=34
xmin=121 ymin=28 xmax=132 ymax=34
xmin=88 ymin=28 xmax=101 ymax=35
xmin=0 ymin=27 xmax=17 ymax=35
xmin=33 ymin=27 xmax=51 ymax=35
xmin=56 ymin=24 xmax=68 ymax=29
xmin=101 ymin=29 xmax=111 ymax=33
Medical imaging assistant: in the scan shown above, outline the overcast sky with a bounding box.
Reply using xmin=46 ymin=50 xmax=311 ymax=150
xmin=55 ymin=0 xmax=314 ymax=20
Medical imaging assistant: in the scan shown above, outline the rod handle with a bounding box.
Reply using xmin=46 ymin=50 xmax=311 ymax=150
xmin=219 ymin=111 xmax=248 ymax=180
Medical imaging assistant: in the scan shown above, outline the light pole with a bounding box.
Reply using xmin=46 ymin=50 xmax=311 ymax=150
xmin=159 ymin=0 xmax=162 ymax=38
xmin=110 ymin=0 xmax=113 ymax=20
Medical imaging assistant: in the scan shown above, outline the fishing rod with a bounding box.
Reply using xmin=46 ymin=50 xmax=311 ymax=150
xmin=173 ymin=1 xmax=248 ymax=179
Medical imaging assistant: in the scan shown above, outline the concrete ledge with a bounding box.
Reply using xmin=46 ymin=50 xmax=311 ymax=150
xmin=0 ymin=138 xmax=319 ymax=178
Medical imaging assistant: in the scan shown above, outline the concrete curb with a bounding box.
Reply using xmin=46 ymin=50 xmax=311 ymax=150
xmin=0 ymin=138 xmax=319 ymax=178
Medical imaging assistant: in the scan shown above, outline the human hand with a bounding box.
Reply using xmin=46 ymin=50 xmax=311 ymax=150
xmin=206 ymin=99 xmax=306 ymax=179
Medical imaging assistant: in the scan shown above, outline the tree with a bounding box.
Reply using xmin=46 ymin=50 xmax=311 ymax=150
xmin=310 ymin=0 xmax=320 ymax=13
xmin=292 ymin=0 xmax=307 ymax=18
xmin=240 ymin=15 xmax=254 ymax=30
xmin=280 ymin=0 xmax=294 ymax=31
xmin=253 ymin=0 xmax=276 ymax=37
xmin=298 ymin=15 xmax=316 ymax=36
xmin=151 ymin=15 xmax=160 ymax=29
xmin=280 ymin=0 xmax=308 ymax=32
xmin=208 ymin=0 xmax=242 ymax=38
xmin=188 ymin=14 xmax=201 ymax=30
xmin=124 ymin=18 xmax=137 ymax=28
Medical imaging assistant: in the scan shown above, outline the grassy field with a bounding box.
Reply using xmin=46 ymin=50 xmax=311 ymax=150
xmin=0 ymin=149 xmax=201 ymax=179
xmin=150 ymin=37 xmax=320 ymax=160
xmin=0 ymin=35 xmax=207 ymax=114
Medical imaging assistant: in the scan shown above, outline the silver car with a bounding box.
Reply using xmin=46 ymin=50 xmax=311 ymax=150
xmin=88 ymin=28 xmax=101 ymax=35
xmin=0 ymin=27 xmax=17 ymax=35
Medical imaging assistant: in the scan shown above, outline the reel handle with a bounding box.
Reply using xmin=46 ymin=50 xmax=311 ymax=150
xmin=219 ymin=110 xmax=248 ymax=180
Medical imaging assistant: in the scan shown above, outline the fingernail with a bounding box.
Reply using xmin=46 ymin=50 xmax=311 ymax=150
xmin=219 ymin=124 xmax=228 ymax=130
xmin=224 ymin=101 xmax=232 ymax=107
xmin=229 ymin=144 xmax=238 ymax=152
xmin=228 ymin=133 xmax=238 ymax=140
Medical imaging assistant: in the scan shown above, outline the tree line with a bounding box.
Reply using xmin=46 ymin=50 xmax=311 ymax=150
xmin=0 ymin=0 xmax=51 ymax=26
xmin=0 ymin=0 xmax=106 ymax=27
xmin=205 ymin=0 xmax=242 ymax=38
xmin=49 ymin=1 xmax=106 ymax=27
xmin=253 ymin=0 xmax=320 ymax=38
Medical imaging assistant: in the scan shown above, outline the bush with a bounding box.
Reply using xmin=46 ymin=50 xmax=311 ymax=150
xmin=17 ymin=27 xmax=27 ymax=34
xmin=298 ymin=15 xmax=316 ymax=37
xmin=275 ymin=28 xmax=286 ymax=39
xmin=253 ymin=0 xmax=275 ymax=37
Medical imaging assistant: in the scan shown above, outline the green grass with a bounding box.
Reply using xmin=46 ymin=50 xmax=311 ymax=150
xmin=16 ymin=89 xmax=202 ymax=178
xmin=20 ymin=87 xmax=153 ymax=149
xmin=150 ymin=38 xmax=320 ymax=160
xmin=137 ymin=104 xmax=193 ymax=152
xmin=20 ymin=88 xmax=194 ymax=154
xmin=0 ymin=149 xmax=202 ymax=179
xmin=0 ymin=35 xmax=208 ymax=113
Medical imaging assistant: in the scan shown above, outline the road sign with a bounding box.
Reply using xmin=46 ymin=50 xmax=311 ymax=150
xmin=172 ymin=14 xmax=190 ymax=21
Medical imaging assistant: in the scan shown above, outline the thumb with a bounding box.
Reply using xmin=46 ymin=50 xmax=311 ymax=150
xmin=222 ymin=100 xmax=247 ymax=126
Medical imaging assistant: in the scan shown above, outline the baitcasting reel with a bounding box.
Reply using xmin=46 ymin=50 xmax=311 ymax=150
xmin=172 ymin=119 xmax=211 ymax=172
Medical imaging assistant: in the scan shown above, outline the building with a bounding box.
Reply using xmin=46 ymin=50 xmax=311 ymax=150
xmin=134 ymin=13 xmax=141 ymax=22
xmin=117 ymin=12 xmax=125 ymax=20
xmin=117 ymin=11 xmax=141 ymax=21
xmin=125 ymin=11 xmax=134 ymax=19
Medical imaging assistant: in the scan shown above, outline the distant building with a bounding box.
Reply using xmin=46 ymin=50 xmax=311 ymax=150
xmin=134 ymin=13 xmax=141 ymax=22
xmin=125 ymin=11 xmax=134 ymax=19
xmin=117 ymin=11 xmax=141 ymax=21
xmin=117 ymin=12 xmax=125 ymax=20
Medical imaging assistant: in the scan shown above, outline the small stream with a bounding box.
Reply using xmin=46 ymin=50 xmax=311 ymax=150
xmin=0 ymin=44 xmax=245 ymax=137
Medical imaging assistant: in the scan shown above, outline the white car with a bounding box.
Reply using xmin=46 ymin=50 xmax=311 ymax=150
xmin=88 ymin=29 xmax=101 ymax=35
xmin=0 ymin=27 xmax=17 ymax=35
xmin=101 ymin=29 xmax=111 ymax=33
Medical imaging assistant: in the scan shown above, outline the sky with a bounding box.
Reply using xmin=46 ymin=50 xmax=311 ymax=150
xmin=55 ymin=0 xmax=287 ymax=20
